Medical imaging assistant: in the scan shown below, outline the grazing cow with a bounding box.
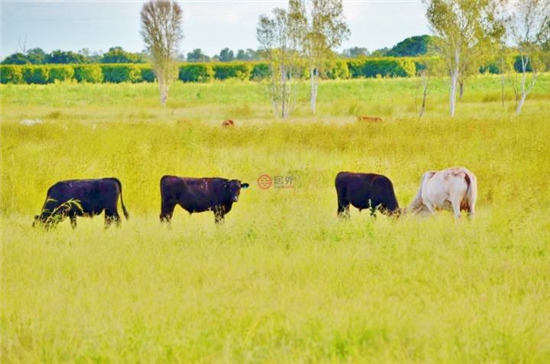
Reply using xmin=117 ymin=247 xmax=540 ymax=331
xmin=357 ymin=116 xmax=383 ymax=122
xmin=222 ymin=119 xmax=235 ymax=127
xmin=335 ymin=172 xmax=400 ymax=218
xmin=160 ymin=176 xmax=249 ymax=224
xmin=33 ymin=178 xmax=129 ymax=229
xmin=406 ymin=167 xmax=477 ymax=218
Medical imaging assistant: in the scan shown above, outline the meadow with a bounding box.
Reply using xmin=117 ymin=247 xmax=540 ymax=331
xmin=1 ymin=75 xmax=550 ymax=363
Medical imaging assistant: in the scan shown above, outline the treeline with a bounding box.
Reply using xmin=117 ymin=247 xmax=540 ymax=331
xmin=1 ymin=35 xmax=435 ymax=66
xmin=0 ymin=56 xmax=532 ymax=85
xmin=1 ymin=47 xmax=146 ymax=65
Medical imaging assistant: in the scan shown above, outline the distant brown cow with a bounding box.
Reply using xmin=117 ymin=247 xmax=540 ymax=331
xmin=357 ymin=116 xmax=382 ymax=122
xmin=222 ymin=120 xmax=235 ymax=127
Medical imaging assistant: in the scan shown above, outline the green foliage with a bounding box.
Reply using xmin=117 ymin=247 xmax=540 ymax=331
xmin=186 ymin=49 xmax=210 ymax=62
xmin=347 ymin=57 xmax=417 ymax=78
xmin=212 ymin=62 xmax=253 ymax=80
xmin=140 ymin=66 xmax=156 ymax=82
xmin=22 ymin=66 xmax=51 ymax=84
xmin=101 ymin=64 xmax=142 ymax=83
xmin=218 ymin=48 xmax=235 ymax=62
xmin=0 ymin=66 xmax=24 ymax=84
xmin=26 ymin=48 xmax=47 ymax=64
xmin=74 ymin=65 xmax=104 ymax=83
xmin=387 ymin=35 xmax=433 ymax=57
xmin=48 ymin=66 xmax=75 ymax=82
xmin=179 ymin=63 xmax=214 ymax=82
xmin=325 ymin=59 xmax=350 ymax=79
xmin=251 ymin=62 xmax=271 ymax=80
xmin=101 ymin=47 xmax=145 ymax=64
xmin=45 ymin=50 xmax=87 ymax=64
xmin=1 ymin=53 xmax=31 ymax=65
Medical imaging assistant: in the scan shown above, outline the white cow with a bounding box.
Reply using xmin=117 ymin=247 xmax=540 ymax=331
xmin=407 ymin=167 xmax=477 ymax=218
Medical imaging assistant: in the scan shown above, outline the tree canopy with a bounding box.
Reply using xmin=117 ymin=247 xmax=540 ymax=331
xmin=386 ymin=35 xmax=434 ymax=57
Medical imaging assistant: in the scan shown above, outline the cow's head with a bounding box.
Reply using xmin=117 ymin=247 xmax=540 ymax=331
xmin=224 ymin=180 xmax=249 ymax=202
xmin=33 ymin=213 xmax=53 ymax=229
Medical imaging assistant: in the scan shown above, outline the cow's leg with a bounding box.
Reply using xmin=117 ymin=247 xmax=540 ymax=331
xmin=369 ymin=199 xmax=378 ymax=218
xmin=449 ymin=195 xmax=463 ymax=219
xmin=337 ymin=198 xmax=350 ymax=219
xmin=213 ymin=206 xmax=225 ymax=224
xmin=69 ymin=214 xmax=77 ymax=229
xmin=423 ymin=199 xmax=436 ymax=215
xmin=160 ymin=200 xmax=176 ymax=223
xmin=467 ymin=205 xmax=475 ymax=220
xmin=466 ymin=199 xmax=475 ymax=220
xmin=105 ymin=210 xmax=121 ymax=228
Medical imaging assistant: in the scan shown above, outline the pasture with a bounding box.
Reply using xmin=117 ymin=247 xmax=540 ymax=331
xmin=1 ymin=75 xmax=550 ymax=362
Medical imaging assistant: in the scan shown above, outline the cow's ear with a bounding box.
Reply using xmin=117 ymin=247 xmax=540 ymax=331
xmin=241 ymin=183 xmax=249 ymax=189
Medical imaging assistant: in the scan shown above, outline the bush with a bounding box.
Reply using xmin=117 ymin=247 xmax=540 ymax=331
xmin=74 ymin=65 xmax=104 ymax=83
xmin=514 ymin=56 xmax=533 ymax=73
xmin=251 ymin=62 xmax=270 ymax=80
xmin=326 ymin=59 xmax=350 ymax=80
xmin=140 ymin=66 xmax=156 ymax=82
xmin=48 ymin=66 xmax=74 ymax=82
xmin=212 ymin=62 xmax=252 ymax=81
xmin=347 ymin=57 xmax=417 ymax=78
xmin=0 ymin=65 xmax=24 ymax=84
xmin=22 ymin=66 xmax=51 ymax=84
xmin=101 ymin=64 xmax=142 ymax=83
xmin=179 ymin=64 xmax=214 ymax=83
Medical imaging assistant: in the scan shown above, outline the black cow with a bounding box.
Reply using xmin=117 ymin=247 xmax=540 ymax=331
xmin=335 ymin=172 xmax=400 ymax=218
xmin=160 ymin=176 xmax=249 ymax=224
xmin=33 ymin=178 xmax=129 ymax=229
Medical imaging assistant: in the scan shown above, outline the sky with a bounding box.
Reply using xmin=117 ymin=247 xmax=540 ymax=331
xmin=1 ymin=0 xmax=430 ymax=58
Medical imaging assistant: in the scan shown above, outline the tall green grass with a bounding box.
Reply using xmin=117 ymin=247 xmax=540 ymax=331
xmin=1 ymin=75 xmax=549 ymax=362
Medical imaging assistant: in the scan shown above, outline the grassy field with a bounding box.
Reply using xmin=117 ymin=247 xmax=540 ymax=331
xmin=1 ymin=75 xmax=550 ymax=362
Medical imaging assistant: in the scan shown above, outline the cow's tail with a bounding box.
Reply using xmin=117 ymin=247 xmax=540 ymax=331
xmin=462 ymin=170 xmax=477 ymax=215
xmin=113 ymin=178 xmax=129 ymax=220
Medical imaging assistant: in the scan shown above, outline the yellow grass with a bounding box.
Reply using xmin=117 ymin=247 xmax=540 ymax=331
xmin=1 ymin=75 xmax=550 ymax=362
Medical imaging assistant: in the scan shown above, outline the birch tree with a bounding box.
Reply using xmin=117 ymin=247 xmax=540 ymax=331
xmin=257 ymin=7 xmax=303 ymax=118
xmin=141 ymin=0 xmax=183 ymax=106
xmin=292 ymin=0 xmax=350 ymax=113
xmin=510 ymin=0 xmax=550 ymax=115
xmin=424 ymin=0 xmax=506 ymax=116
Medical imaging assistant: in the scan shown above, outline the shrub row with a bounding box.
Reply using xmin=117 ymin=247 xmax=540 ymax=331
xmin=0 ymin=56 xmax=536 ymax=84
xmin=0 ymin=59 xmax=419 ymax=84
xmin=0 ymin=64 xmax=156 ymax=84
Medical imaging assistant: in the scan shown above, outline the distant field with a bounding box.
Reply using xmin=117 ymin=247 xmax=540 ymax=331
xmin=1 ymin=76 xmax=550 ymax=362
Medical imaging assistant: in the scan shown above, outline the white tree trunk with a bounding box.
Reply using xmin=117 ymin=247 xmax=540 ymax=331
xmin=310 ymin=67 xmax=318 ymax=114
xmin=419 ymin=75 xmax=429 ymax=118
xmin=516 ymin=92 xmax=527 ymax=115
xmin=449 ymin=49 xmax=460 ymax=117
xmin=515 ymin=55 xmax=537 ymax=115
xmin=449 ymin=68 xmax=458 ymax=117
xmin=159 ymin=79 xmax=168 ymax=107
xmin=281 ymin=64 xmax=288 ymax=118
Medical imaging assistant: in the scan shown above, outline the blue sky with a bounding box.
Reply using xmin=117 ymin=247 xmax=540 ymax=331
xmin=1 ymin=0 xmax=429 ymax=57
